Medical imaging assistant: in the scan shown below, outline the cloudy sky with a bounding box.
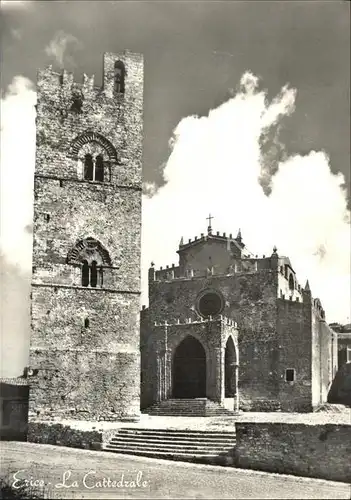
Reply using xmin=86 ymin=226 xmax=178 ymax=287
xmin=1 ymin=0 xmax=350 ymax=376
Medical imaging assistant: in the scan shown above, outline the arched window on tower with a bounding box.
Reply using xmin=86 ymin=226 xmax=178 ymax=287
xmin=84 ymin=154 xmax=94 ymax=181
xmin=114 ymin=61 xmax=125 ymax=94
xmin=82 ymin=260 xmax=90 ymax=287
xmin=95 ymin=155 xmax=104 ymax=182
xmin=69 ymin=238 xmax=110 ymax=289
xmin=90 ymin=261 xmax=98 ymax=288
xmin=81 ymin=260 xmax=104 ymax=288
xmin=83 ymin=154 xmax=106 ymax=182
xmin=72 ymin=132 xmax=116 ymax=183
xmin=289 ymin=274 xmax=294 ymax=291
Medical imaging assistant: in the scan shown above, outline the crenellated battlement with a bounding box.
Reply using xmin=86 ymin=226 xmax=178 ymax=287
xmin=37 ymin=66 xmax=98 ymax=95
xmin=179 ymin=231 xmax=236 ymax=248
xmin=151 ymin=258 xmax=276 ymax=283
xmin=154 ymin=315 xmax=238 ymax=328
xmin=36 ymin=50 xmax=144 ymax=103
xmin=152 ymin=266 xmax=179 ymax=282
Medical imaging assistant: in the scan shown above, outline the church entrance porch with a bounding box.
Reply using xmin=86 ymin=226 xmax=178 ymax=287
xmin=172 ymin=336 xmax=206 ymax=398
xmin=141 ymin=318 xmax=240 ymax=413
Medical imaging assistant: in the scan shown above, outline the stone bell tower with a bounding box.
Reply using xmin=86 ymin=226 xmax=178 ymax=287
xmin=28 ymin=51 xmax=143 ymax=425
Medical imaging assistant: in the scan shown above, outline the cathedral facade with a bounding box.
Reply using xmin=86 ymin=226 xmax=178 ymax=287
xmin=28 ymin=51 xmax=143 ymax=423
xmin=141 ymin=222 xmax=338 ymax=413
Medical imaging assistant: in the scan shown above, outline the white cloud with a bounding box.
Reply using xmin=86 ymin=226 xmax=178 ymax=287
xmin=44 ymin=30 xmax=83 ymax=67
xmin=1 ymin=0 xmax=31 ymax=10
xmin=0 ymin=72 xmax=349 ymax=324
xmin=10 ymin=28 xmax=22 ymax=40
xmin=0 ymin=76 xmax=36 ymax=271
xmin=142 ymin=73 xmax=351 ymax=323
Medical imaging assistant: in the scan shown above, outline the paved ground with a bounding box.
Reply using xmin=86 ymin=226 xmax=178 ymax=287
xmin=1 ymin=442 xmax=350 ymax=499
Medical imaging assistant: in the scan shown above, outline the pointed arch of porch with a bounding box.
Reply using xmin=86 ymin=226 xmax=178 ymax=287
xmin=171 ymin=334 xmax=208 ymax=399
xmin=170 ymin=331 xmax=211 ymax=362
xmin=224 ymin=334 xmax=239 ymax=410
xmin=223 ymin=332 xmax=239 ymax=365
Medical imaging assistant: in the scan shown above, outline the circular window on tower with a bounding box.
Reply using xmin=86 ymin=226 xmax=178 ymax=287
xmin=196 ymin=289 xmax=224 ymax=318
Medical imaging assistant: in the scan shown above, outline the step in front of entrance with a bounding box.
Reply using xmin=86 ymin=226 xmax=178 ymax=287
xmin=144 ymin=398 xmax=236 ymax=417
xmin=104 ymin=428 xmax=236 ymax=465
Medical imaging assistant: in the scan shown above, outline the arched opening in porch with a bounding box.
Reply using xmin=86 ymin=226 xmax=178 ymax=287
xmin=172 ymin=336 xmax=206 ymax=399
xmin=225 ymin=336 xmax=238 ymax=398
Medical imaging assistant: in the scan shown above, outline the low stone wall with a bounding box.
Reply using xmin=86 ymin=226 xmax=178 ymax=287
xmin=27 ymin=421 xmax=103 ymax=450
xmin=234 ymin=422 xmax=351 ymax=483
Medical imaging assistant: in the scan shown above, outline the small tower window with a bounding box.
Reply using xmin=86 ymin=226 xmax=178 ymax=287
xmin=82 ymin=260 xmax=90 ymax=287
xmin=71 ymin=91 xmax=83 ymax=113
xmin=83 ymin=154 xmax=106 ymax=182
xmin=114 ymin=61 xmax=125 ymax=93
xmin=99 ymin=266 xmax=104 ymax=287
xmin=69 ymin=238 xmax=110 ymax=289
xmin=95 ymin=155 xmax=104 ymax=182
xmin=81 ymin=260 xmax=103 ymax=288
xmin=285 ymin=368 xmax=295 ymax=382
xmin=84 ymin=154 xmax=94 ymax=181
xmin=90 ymin=261 xmax=98 ymax=288
xmin=84 ymin=318 xmax=90 ymax=328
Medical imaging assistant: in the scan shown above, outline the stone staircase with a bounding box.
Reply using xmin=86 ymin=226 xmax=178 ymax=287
xmin=144 ymin=398 xmax=236 ymax=417
xmin=104 ymin=427 xmax=236 ymax=464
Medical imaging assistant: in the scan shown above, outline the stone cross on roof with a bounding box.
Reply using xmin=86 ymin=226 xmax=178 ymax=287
xmin=206 ymin=213 xmax=214 ymax=235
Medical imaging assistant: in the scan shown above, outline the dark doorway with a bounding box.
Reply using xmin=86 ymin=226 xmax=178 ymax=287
xmin=225 ymin=336 xmax=237 ymax=397
xmin=172 ymin=336 xmax=206 ymax=398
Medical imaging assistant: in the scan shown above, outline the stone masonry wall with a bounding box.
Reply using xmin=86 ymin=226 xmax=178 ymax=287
xmin=148 ymin=271 xmax=277 ymax=335
xmin=29 ymin=288 xmax=140 ymax=421
xmin=178 ymin=237 xmax=242 ymax=277
xmin=29 ymin=51 xmax=143 ymax=424
xmin=144 ymin=269 xmax=282 ymax=409
xmin=311 ymin=314 xmax=337 ymax=408
xmin=35 ymin=52 xmax=143 ymax=185
xmin=276 ymin=299 xmax=312 ymax=411
xmin=141 ymin=318 xmax=238 ymax=407
xmin=32 ymin=178 xmax=141 ymax=291
xmin=235 ymin=422 xmax=351 ymax=483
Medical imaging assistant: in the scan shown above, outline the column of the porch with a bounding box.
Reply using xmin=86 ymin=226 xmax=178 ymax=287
xmin=155 ymin=350 xmax=162 ymax=402
xmin=233 ymin=363 xmax=240 ymax=412
xmin=164 ymin=348 xmax=172 ymax=399
xmin=214 ymin=346 xmax=224 ymax=403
